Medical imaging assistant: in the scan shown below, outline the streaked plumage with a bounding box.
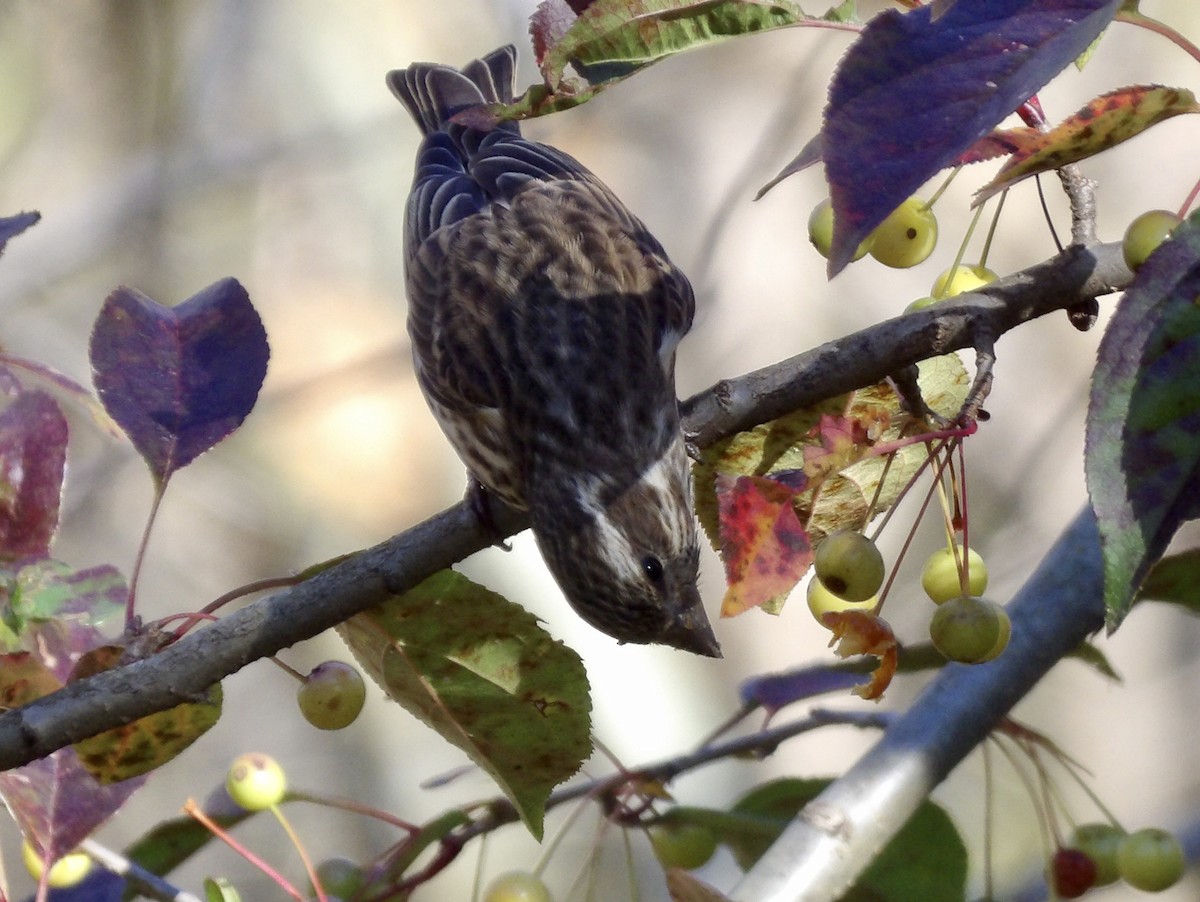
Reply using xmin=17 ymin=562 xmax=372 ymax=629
xmin=389 ymin=46 xmax=719 ymax=656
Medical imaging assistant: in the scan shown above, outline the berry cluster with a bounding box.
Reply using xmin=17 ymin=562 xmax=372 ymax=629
xmin=807 ymin=194 xmax=1000 ymax=309
xmin=808 ymin=529 xmax=1010 ymax=666
xmin=1052 ymin=824 xmax=1184 ymax=897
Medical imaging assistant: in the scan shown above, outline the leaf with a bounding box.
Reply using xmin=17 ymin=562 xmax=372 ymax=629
xmin=539 ymin=0 xmax=812 ymax=89
xmin=0 ymin=354 xmax=124 ymax=439
xmin=1136 ymin=548 xmax=1200 ymax=613
xmin=122 ymin=809 xmax=247 ymax=896
xmin=976 ymin=86 xmax=1200 ymax=203
xmin=480 ymin=0 xmax=817 ymax=123
xmin=15 ymin=560 xmax=127 ymax=623
xmin=726 ymin=778 xmax=967 ymax=900
xmin=0 ymin=747 xmax=146 ymax=865
xmin=1086 ymin=210 xmax=1200 ymax=629
xmin=1067 ymin=639 xmax=1121 ymax=681
xmin=204 ymin=878 xmax=243 ymax=902
xmin=0 ymin=561 xmax=127 ymax=671
xmin=695 ymin=358 xmax=969 ymax=614
xmin=0 ymin=210 xmax=39 ymax=255
xmin=823 ymin=0 xmax=1121 ymax=274
xmin=337 ymin=570 xmax=591 ymax=839
xmin=0 ymin=390 xmax=68 ymax=560
xmin=716 ymin=474 xmax=811 ymax=616
xmin=88 ymin=279 xmax=269 ymax=485
xmin=70 ymin=646 xmax=223 ymax=783
xmin=0 ymin=650 xmax=61 ymax=707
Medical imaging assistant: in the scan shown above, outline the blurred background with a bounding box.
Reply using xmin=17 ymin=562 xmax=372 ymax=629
xmin=1 ymin=1 xmax=1199 ymax=899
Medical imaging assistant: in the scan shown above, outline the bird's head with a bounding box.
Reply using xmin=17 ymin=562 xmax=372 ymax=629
xmin=531 ymin=440 xmax=721 ymax=657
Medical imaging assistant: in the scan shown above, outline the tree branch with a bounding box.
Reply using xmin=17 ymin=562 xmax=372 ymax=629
xmin=0 ymin=241 xmax=1131 ymax=773
xmin=729 ymin=507 xmax=1105 ymax=901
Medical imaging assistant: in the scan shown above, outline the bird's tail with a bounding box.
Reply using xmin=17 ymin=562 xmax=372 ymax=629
xmin=387 ymin=45 xmax=516 ymax=135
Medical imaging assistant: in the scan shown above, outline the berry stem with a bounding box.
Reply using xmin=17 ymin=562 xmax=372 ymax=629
xmin=532 ymin=793 xmax=596 ymax=878
xmin=287 ymin=791 xmax=420 ymax=833
xmin=270 ymin=804 xmax=326 ymax=902
xmin=870 ymin=439 xmax=959 ymax=611
xmin=990 ymin=737 xmax=1057 ymax=877
xmin=183 ymin=799 xmax=304 ymax=900
xmin=936 ymin=202 xmax=987 ymax=298
xmin=269 ymin=655 xmax=307 ymax=682
xmin=471 ymin=831 xmax=489 ymax=902
xmin=924 ymin=165 xmax=962 ymax=209
xmin=978 ymin=189 xmax=1007 ymax=268
xmin=1176 ymin=176 xmax=1200 ymax=220
xmin=981 ymin=743 xmax=996 ymax=902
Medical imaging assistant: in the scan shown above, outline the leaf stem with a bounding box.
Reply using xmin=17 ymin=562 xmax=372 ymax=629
xmin=1118 ymin=10 xmax=1200 ymax=67
xmin=126 ymin=478 xmax=169 ymax=630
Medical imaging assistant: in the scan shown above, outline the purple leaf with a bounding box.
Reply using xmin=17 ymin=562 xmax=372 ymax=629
xmin=89 ymin=279 xmax=269 ymax=484
xmin=0 ymin=748 xmax=145 ymax=864
xmin=0 ymin=211 xmax=39 ymax=256
xmin=0 ymin=391 xmax=68 ymax=560
xmin=824 ymin=0 xmax=1120 ymax=274
xmin=1086 ymin=210 xmax=1200 ymax=629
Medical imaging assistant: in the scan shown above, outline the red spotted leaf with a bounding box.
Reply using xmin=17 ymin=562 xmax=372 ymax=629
xmin=0 ymin=390 xmax=68 ymax=560
xmin=824 ymin=0 xmax=1121 ymax=274
xmin=1087 ymin=209 xmax=1200 ymax=629
xmin=89 ymin=279 xmax=268 ymax=485
xmin=976 ymin=85 xmax=1200 ymax=203
xmin=954 ymin=126 xmax=1039 ymax=165
xmin=717 ymin=474 xmax=812 ymax=617
xmin=69 ymin=645 xmax=223 ymax=783
xmin=803 ymin=413 xmax=881 ymax=482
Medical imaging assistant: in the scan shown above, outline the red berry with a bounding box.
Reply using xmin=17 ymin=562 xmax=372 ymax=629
xmin=1050 ymin=847 xmax=1097 ymax=898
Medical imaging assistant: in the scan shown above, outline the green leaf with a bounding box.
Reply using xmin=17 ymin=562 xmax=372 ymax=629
xmin=123 ymin=811 xmax=247 ymax=899
xmin=1067 ymin=640 xmax=1122 ymax=681
xmin=484 ymin=0 xmax=818 ymax=122
xmin=72 ymin=647 xmax=223 ymax=783
xmin=1086 ymin=210 xmax=1200 ymax=629
xmin=977 ymin=86 xmax=1200 ymax=203
xmin=15 ymin=560 xmax=126 ymax=624
xmin=1136 ymin=548 xmax=1200 ymax=612
xmin=204 ymin=877 xmax=242 ymax=902
xmin=726 ymin=778 xmax=967 ymax=900
xmin=541 ymin=0 xmax=812 ymax=89
xmin=337 ymin=570 xmax=591 ymax=839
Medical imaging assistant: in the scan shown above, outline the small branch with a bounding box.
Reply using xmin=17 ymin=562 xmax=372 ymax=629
xmin=455 ymin=708 xmax=894 ymax=845
xmin=0 ymin=242 xmax=1132 ymax=773
xmin=683 ymin=241 xmax=1130 ymax=447
xmin=79 ymin=838 xmax=201 ymax=902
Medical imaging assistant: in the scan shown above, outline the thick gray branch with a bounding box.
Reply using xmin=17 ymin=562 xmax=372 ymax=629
xmin=0 ymin=241 xmax=1130 ymax=773
xmin=729 ymin=507 xmax=1105 ymax=901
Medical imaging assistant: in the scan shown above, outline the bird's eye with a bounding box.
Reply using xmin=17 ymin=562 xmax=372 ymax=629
xmin=641 ymin=555 xmax=665 ymax=583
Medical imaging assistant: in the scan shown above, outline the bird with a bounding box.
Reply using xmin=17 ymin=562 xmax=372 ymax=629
xmin=388 ymin=45 xmax=720 ymax=657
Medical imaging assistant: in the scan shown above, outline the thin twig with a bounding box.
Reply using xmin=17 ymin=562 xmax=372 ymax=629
xmin=0 ymin=242 xmax=1134 ymax=773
